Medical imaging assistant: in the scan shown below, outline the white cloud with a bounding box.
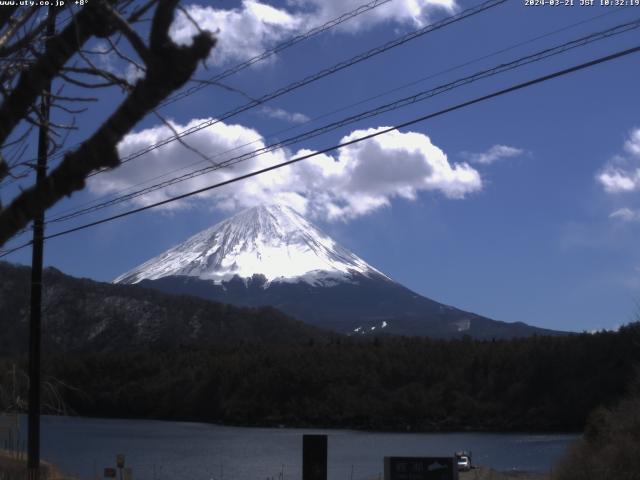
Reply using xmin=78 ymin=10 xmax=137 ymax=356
xmin=170 ymin=0 xmax=456 ymax=66
xmin=597 ymin=128 xmax=640 ymax=194
xmin=92 ymin=118 xmax=286 ymax=211
xmin=170 ymin=1 xmax=302 ymax=65
xmin=290 ymin=0 xmax=457 ymax=30
xmin=260 ymin=106 xmax=310 ymax=124
xmin=91 ymin=120 xmax=481 ymax=221
xmin=624 ymin=128 xmax=640 ymax=157
xmin=463 ymin=144 xmax=524 ymax=165
xmin=82 ymin=39 xmax=140 ymax=83
xmin=609 ymin=207 xmax=640 ymax=222
xmin=317 ymin=127 xmax=481 ymax=219
xmin=597 ymin=167 xmax=640 ymax=193
xmin=125 ymin=64 xmax=146 ymax=84
xmin=90 ymin=40 xmax=117 ymax=70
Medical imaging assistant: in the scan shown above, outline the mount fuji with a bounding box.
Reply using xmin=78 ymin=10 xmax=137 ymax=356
xmin=115 ymin=204 xmax=560 ymax=339
xmin=114 ymin=204 xmax=387 ymax=287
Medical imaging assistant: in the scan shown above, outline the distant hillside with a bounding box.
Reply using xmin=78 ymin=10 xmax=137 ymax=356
xmin=2 ymin=263 xmax=638 ymax=432
xmin=140 ymin=273 xmax=564 ymax=339
xmin=0 ymin=262 xmax=331 ymax=356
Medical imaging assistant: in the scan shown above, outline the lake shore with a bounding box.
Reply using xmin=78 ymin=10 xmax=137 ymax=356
xmin=17 ymin=415 xmax=574 ymax=479
xmin=461 ymin=467 xmax=549 ymax=479
xmin=0 ymin=449 xmax=71 ymax=479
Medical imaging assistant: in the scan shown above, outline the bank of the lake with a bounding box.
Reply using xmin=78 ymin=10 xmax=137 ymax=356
xmin=460 ymin=467 xmax=550 ymax=480
xmin=0 ymin=449 xmax=71 ymax=479
xmin=22 ymin=415 xmax=578 ymax=480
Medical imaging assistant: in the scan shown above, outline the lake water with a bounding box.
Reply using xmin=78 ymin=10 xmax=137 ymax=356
xmin=25 ymin=416 xmax=578 ymax=479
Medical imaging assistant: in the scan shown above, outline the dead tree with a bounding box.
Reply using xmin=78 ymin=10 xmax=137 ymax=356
xmin=0 ymin=0 xmax=216 ymax=247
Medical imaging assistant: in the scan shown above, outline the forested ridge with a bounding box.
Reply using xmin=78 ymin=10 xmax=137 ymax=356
xmin=3 ymin=323 xmax=637 ymax=432
xmin=0 ymin=262 xmax=331 ymax=354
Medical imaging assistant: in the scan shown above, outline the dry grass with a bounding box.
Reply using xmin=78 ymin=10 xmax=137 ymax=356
xmin=0 ymin=450 xmax=76 ymax=480
xmin=460 ymin=466 xmax=550 ymax=480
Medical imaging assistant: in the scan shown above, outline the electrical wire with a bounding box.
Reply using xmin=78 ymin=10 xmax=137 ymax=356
xmin=47 ymin=5 xmax=631 ymax=221
xmin=3 ymin=41 xmax=639 ymax=258
xmin=1 ymin=0 xmax=499 ymax=238
xmin=160 ymin=0 xmax=395 ymax=107
xmin=46 ymin=18 xmax=640 ymax=224
xmin=86 ymin=0 xmax=507 ymax=177
xmin=11 ymin=0 xmax=396 ymax=171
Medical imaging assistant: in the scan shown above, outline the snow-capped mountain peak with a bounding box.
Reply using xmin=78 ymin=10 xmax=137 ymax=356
xmin=114 ymin=204 xmax=388 ymax=286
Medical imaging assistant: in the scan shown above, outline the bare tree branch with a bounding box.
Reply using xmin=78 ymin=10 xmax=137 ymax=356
xmin=0 ymin=6 xmax=19 ymax=33
xmin=102 ymin=2 xmax=152 ymax=64
xmin=50 ymin=94 xmax=99 ymax=103
xmin=153 ymin=109 xmax=218 ymax=165
xmin=0 ymin=7 xmax=38 ymax=53
xmin=0 ymin=155 xmax=8 ymax=183
xmin=190 ymin=77 xmax=257 ymax=102
xmin=2 ymin=123 xmax=34 ymax=150
xmin=177 ymin=4 xmax=204 ymax=35
xmin=0 ymin=15 xmax=49 ymax=58
xmin=128 ymin=0 xmax=159 ymax=23
xmin=0 ymin=2 xmax=117 ymax=146
xmin=150 ymin=0 xmax=178 ymax=50
xmin=51 ymin=103 xmax=89 ymax=115
xmin=0 ymin=0 xmax=216 ymax=246
xmin=106 ymin=34 xmax=146 ymax=73
xmin=61 ymin=66 xmax=134 ymax=90
xmin=57 ymin=74 xmax=125 ymax=89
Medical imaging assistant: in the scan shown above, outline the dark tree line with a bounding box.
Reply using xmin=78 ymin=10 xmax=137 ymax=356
xmin=2 ymin=323 xmax=638 ymax=432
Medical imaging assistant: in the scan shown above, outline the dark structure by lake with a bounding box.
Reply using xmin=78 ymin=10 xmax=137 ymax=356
xmin=29 ymin=416 xmax=578 ymax=479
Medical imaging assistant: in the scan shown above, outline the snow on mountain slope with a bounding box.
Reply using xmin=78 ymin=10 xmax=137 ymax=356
xmin=114 ymin=204 xmax=389 ymax=286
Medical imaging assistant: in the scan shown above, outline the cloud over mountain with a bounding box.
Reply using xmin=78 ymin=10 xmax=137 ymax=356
xmin=90 ymin=119 xmax=481 ymax=221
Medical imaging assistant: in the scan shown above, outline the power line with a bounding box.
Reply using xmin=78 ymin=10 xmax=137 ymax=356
xmin=2 ymin=41 xmax=638 ymax=258
xmin=160 ymin=0 xmax=395 ymax=107
xmin=47 ymin=18 xmax=640 ymax=224
xmin=0 ymin=1 xmax=158 ymax=184
xmin=87 ymin=0 xmax=507 ymax=177
xmin=48 ymin=5 xmax=630 ymax=222
xmin=0 ymin=242 xmax=30 ymax=258
xmin=9 ymin=0 xmax=395 ymax=172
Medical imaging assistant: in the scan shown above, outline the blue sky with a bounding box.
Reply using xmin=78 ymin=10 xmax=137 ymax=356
xmin=2 ymin=0 xmax=640 ymax=332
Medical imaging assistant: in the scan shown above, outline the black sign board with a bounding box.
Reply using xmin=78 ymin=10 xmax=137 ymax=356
xmin=384 ymin=457 xmax=458 ymax=480
xmin=303 ymin=434 xmax=327 ymax=480
xmin=104 ymin=467 xmax=117 ymax=478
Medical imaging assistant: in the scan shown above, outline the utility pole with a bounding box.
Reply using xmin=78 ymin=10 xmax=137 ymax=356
xmin=27 ymin=6 xmax=56 ymax=480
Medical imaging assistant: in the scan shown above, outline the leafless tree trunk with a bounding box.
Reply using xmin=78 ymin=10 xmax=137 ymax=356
xmin=0 ymin=0 xmax=216 ymax=247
